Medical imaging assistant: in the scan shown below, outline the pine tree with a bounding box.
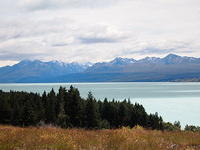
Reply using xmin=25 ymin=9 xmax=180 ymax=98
xmin=57 ymin=102 xmax=69 ymax=128
xmin=56 ymin=87 xmax=70 ymax=128
xmin=46 ymin=89 xmax=57 ymax=124
xmin=42 ymin=91 xmax=48 ymax=122
xmin=21 ymin=96 xmax=37 ymax=126
xmin=67 ymin=86 xmax=84 ymax=127
xmin=0 ymin=95 xmax=11 ymax=124
xmin=85 ymin=92 xmax=100 ymax=128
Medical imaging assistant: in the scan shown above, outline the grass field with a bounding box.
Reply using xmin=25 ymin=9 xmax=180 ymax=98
xmin=0 ymin=125 xmax=200 ymax=150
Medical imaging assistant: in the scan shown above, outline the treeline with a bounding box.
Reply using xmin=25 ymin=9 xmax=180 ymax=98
xmin=0 ymin=86 xmax=198 ymax=131
xmin=0 ymin=86 xmax=164 ymax=130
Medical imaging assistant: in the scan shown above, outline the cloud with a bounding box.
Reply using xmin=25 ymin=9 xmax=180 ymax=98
xmin=0 ymin=51 xmax=45 ymax=61
xmin=79 ymin=37 xmax=118 ymax=44
xmin=0 ymin=0 xmax=200 ymax=66
xmin=17 ymin=0 xmax=122 ymax=11
xmin=133 ymin=48 xmax=175 ymax=55
xmin=128 ymin=39 xmax=196 ymax=55
xmin=78 ymin=25 xmax=128 ymax=44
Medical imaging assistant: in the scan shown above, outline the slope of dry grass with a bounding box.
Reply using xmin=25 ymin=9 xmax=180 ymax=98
xmin=0 ymin=125 xmax=200 ymax=150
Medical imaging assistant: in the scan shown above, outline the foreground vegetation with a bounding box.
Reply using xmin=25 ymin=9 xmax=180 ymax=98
xmin=0 ymin=125 xmax=200 ymax=150
xmin=1 ymin=86 xmax=200 ymax=149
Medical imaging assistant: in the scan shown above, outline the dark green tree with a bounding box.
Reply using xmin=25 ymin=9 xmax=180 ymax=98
xmin=46 ymin=89 xmax=57 ymax=124
xmin=85 ymin=92 xmax=100 ymax=128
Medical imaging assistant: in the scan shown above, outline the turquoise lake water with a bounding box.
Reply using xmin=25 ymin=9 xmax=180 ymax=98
xmin=0 ymin=82 xmax=200 ymax=127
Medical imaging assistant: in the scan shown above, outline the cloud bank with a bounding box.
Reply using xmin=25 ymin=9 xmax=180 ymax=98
xmin=0 ymin=0 xmax=200 ymax=66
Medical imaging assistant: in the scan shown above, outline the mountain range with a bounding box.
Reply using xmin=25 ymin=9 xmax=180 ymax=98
xmin=1 ymin=54 xmax=200 ymax=83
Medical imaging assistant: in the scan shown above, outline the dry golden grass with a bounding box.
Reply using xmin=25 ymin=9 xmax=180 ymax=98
xmin=0 ymin=125 xmax=200 ymax=150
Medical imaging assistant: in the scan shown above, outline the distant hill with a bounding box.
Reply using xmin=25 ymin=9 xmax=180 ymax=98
xmin=173 ymin=78 xmax=200 ymax=82
xmin=1 ymin=54 xmax=200 ymax=83
xmin=0 ymin=60 xmax=91 ymax=83
xmin=86 ymin=54 xmax=200 ymax=73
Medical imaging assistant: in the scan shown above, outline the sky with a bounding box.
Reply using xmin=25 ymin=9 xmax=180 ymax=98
xmin=0 ymin=0 xmax=200 ymax=66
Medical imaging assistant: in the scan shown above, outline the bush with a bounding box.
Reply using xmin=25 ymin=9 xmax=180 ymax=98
xmin=185 ymin=125 xmax=200 ymax=132
xmin=163 ymin=122 xmax=181 ymax=131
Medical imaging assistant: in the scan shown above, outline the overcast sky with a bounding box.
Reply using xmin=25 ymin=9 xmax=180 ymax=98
xmin=0 ymin=0 xmax=200 ymax=66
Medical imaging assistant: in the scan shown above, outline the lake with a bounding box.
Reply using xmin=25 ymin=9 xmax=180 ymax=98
xmin=0 ymin=82 xmax=200 ymax=127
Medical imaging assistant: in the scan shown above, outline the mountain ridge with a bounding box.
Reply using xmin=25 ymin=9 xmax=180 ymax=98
xmin=1 ymin=54 xmax=200 ymax=83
